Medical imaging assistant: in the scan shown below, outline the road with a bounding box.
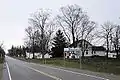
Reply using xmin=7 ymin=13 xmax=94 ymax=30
xmin=3 ymin=56 xmax=119 ymax=80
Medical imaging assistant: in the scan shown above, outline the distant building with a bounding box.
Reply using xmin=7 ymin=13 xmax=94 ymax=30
xmin=64 ymin=39 xmax=106 ymax=59
xmin=64 ymin=48 xmax=81 ymax=59
xmin=92 ymin=46 xmax=106 ymax=56
xmin=108 ymin=52 xmax=117 ymax=58
xmin=26 ymin=52 xmax=52 ymax=59
xmin=108 ymin=51 xmax=120 ymax=58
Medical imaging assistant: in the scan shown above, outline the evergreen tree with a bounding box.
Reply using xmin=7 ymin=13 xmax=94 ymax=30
xmin=52 ymin=30 xmax=68 ymax=57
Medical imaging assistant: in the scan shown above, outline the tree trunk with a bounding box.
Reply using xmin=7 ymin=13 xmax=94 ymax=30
xmin=116 ymin=37 xmax=119 ymax=59
xmin=72 ymin=27 xmax=75 ymax=48
xmin=116 ymin=50 xmax=119 ymax=58
xmin=32 ymin=53 xmax=35 ymax=59
xmin=81 ymin=40 xmax=85 ymax=58
xmin=106 ymin=37 xmax=109 ymax=58
xmin=42 ymin=54 xmax=44 ymax=58
xmin=81 ymin=40 xmax=85 ymax=64
xmin=32 ymin=37 xmax=35 ymax=59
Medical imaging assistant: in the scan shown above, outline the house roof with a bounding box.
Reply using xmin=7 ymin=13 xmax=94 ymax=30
xmin=69 ymin=39 xmax=92 ymax=48
xmin=69 ymin=39 xmax=106 ymax=51
xmin=92 ymin=46 xmax=106 ymax=51
xmin=110 ymin=50 xmax=120 ymax=53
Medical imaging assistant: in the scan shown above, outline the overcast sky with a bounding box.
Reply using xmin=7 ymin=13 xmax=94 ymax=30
xmin=0 ymin=0 xmax=120 ymax=51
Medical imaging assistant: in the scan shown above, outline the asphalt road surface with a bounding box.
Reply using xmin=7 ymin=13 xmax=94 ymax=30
xmin=3 ymin=56 xmax=119 ymax=80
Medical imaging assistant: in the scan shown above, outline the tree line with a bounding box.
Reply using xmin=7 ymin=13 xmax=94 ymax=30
xmin=8 ymin=4 xmax=120 ymax=59
xmin=8 ymin=46 xmax=26 ymax=58
xmin=0 ymin=43 xmax=5 ymax=62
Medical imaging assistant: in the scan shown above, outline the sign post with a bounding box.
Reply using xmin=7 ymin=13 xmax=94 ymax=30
xmin=79 ymin=52 xmax=82 ymax=69
xmin=64 ymin=48 xmax=82 ymax=69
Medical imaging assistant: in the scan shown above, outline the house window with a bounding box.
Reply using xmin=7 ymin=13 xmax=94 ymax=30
xmin=94 ymin=51 xmax=96 ymax=54
xmin=69 ymin=53 xmax=71 ymax=56
xmin=64 ymin=52 xmax=66 ymax=56
xmin=67 ymin=56 xmax=69 ymax=59
xmin=86 ymin=50 xmax=88 ymax=55
xmin=92 ymin=51 xmax=94 ymax=54
xmin=86 ymin=44 xmax=88 ymax=48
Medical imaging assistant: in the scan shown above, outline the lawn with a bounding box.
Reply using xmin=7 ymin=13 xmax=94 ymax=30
xmin=14 ymin=56 xmax=120 ymax=75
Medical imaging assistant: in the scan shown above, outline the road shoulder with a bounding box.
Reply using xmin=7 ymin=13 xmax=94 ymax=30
xmin=11 ymin=57 xmax=120 ymax=80
xmin=30 ymin=62 xmax=120 ymax=80
xmin=2 ymin=63 xmax=9 ymax=80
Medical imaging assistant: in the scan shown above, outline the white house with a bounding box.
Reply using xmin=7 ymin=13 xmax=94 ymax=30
xmin=108 ymin=51 xmax=120 ymax=58
xmin=26 ymin=52 xmax=52 ymax=59
xmin=92 ymin=46 xmax=106 ymax=56
xmin=64 ymin=39 xmax=106 ymax=59
xmin=64 ymin=48 xmax=81 ymax=59
xmin=108 ymin=52 xmax=117 ymax=58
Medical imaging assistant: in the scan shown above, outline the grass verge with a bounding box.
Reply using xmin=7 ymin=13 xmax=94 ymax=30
xmin=13 ymin=56 xmax=120 ymax=75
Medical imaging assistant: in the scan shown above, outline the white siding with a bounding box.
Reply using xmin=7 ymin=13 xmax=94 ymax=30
xmin=96 ymin=51 xmax=106 ymax=56
xmin=108 ymin=53 xmax=117 ymax=58
xmin=84 ymin=50 xmax=92 ymax=56
xmin=93 ymin=51 xmax=106 ymax=56
xmin=64 ymin=40 xmax=106 ymax=59
xmin=26 ymin=52 xmax=51 ymax=59
xmin=64 ymin=49 xmax=106 ymax=59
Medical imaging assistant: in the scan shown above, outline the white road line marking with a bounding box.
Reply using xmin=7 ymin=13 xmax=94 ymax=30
xmin=6 ymin=62 xmax=12 ymax=80
xmin=26 ymin=66 xmax=62 ymax=80
xmin=31 ymin=63 xmax=109 ymax=80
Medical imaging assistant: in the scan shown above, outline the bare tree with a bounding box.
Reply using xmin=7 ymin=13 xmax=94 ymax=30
xmin=57 ymin=5 xmax=84 ymax=46
xmin=56 ymin=4 xmax=96 ymax=57
xmin=78 ymin=18 xmax=96 ymax=58
xmin=44 ymin=21 xmax=56 ymax=52
xmin=25 ymin=26 xmax=37 ymax=59
xmin=112 ymin=25 xmax=120 ymax=58
xmin=98 ymin=22 xmax=114 ymax=58
xmin=28 ymin=9 xmax=55 ymax=58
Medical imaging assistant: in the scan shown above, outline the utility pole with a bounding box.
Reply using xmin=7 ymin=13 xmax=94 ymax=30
xmin=79 ymin=48 xmax=82 ymax=69
xmin=63 ymin=51 xmax=65 ymax=67
xmin=32 ymin=33 xmax=35 ymax=59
